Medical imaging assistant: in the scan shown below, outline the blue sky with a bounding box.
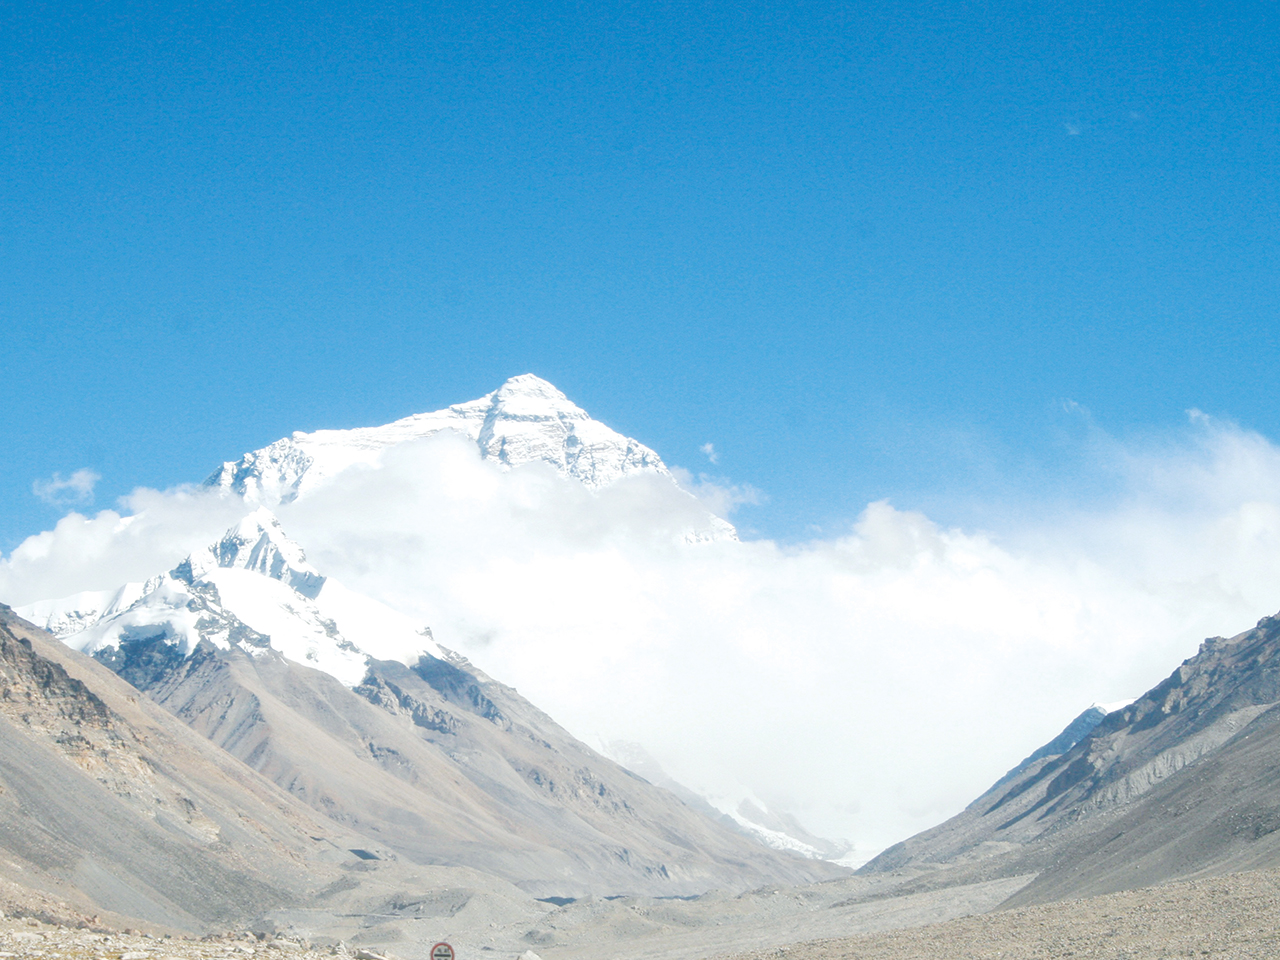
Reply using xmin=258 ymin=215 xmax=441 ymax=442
xmin=7 ymin=0 xmax=1280 ymax=851
xmin=4 ymin=0 xmax=1278 ymax=550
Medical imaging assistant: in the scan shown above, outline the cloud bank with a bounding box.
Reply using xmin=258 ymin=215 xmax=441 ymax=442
xmin=5 ymin=415 xmax=1280 ymax=858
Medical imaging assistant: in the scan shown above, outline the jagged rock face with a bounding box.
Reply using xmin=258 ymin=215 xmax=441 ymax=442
xmin=862 ymin=613 xmax=1280 ymax=903
xmin=991 ymin=615 xmax=1280 ymax=833
xmin=0 ymin=623 xmax=111 ymax=732
xmin=981 ymin=704 xmax=1114 ymax=798
xmin=199 ymin=510 xmax=326 ymax=598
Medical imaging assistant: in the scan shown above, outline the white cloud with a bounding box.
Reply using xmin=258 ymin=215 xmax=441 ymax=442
xmin=0 ymin=486 xmax=248 ymax=604
xmin=32 ymin=469 xmax=101 ymax=506
xmin=670 ymin=466 xmax=764 ymax=518
xmin=5 ymin=416 xmax=1280 ymax=860
xmin=701 ymin=442 xmax=720 ymax=465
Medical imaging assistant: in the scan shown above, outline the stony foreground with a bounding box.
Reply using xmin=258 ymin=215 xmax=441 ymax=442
xmin=3 ymin=867 xmax=1280 ymax=960
xmin=0 ymin=923 xmax=335 ymax=960
xmin=721 ymin=867 xmax=1280 ymax=960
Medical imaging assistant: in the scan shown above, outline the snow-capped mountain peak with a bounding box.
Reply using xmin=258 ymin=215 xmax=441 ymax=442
xmin=203 ymin=374 xmax=674 ymax=505
xmin=18 ymin=512 xmax=442 ymax=688
xmin=180 ymin=506 xmax=325 ymax=597
xmin=477 ymin=374 xmax=668 ymax=482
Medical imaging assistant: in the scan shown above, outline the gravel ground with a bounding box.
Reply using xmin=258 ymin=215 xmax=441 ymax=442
xmin=0 ymin=923 xmax=341 ymax=960
xmin=718 ymin=867 xmax=1280 ymax=960
xmin=3 ymin=868 xmax=1280 ymax=960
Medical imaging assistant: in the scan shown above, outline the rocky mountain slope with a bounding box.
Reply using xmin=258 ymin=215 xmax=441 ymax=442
xmin=0 ymin=603 xmax=486 ymax=933
xmin=19 ymin=516 xmax=840 ymax=898
xmin=862 ymin=611 xmax=1280 ymax=903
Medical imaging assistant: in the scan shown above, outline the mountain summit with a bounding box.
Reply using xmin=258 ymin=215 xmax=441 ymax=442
xmin=205 ymin=374 xmax=673 ymax=504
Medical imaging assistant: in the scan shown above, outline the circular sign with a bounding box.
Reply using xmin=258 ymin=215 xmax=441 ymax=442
xmin=430 ymin=944 xmax=455 ymax=960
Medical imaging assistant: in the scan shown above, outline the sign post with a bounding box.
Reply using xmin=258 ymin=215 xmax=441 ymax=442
xmin=429 ymin=944 xmax=454 ymax=960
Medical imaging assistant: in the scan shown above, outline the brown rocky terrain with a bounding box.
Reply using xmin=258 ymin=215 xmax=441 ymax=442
xmin=15 ymin=507 xmax=842 ymax=901
xmin=0 ymin=608 xmax=333 ymax=930
xmin=721 ymin=865 xmax=1280 ymax=960
xmin=0 ymin=601 xmax=846 ymax=951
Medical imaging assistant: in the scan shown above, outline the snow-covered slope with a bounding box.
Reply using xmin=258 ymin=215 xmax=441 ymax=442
xmin=18 ymin=509 xmax=441 ymax=688
xmin=205 ymin=374 xmax=675 ymax=504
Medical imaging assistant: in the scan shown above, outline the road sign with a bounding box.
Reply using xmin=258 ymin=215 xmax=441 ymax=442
xmin=429 ymin=944 xmax=454 ymax=960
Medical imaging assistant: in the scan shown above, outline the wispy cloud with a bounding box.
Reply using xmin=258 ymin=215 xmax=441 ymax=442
xmin=701 ymin=442 xmax=720 ymax=465
xmin=670 ymin=466 xmax=763 ymax=517
xmin=32 ymin=469 xmax=101 ymax=507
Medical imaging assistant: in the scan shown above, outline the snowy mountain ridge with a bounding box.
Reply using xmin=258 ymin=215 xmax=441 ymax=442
xmin=18 ymin=509 xmax=442 ymax=688
xmin=204 ymin=374 xmax=738 ymax=543
xmin=206 ymin=374 xmax=674 ymax=503
xmin=189 ymin=508 xmax=326 ymax=597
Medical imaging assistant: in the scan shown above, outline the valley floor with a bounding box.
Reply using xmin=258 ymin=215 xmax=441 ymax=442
xmin=3 ymin=867 xmax=1279 ymax=960
xmin=719 ymin=866 xmax=1280 ymax=960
